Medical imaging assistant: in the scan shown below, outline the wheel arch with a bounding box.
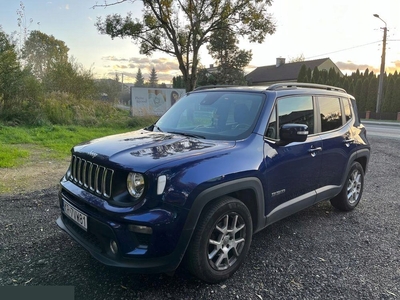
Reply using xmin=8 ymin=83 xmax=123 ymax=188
xmin=183 ymin=177 xmax=265 ymax=235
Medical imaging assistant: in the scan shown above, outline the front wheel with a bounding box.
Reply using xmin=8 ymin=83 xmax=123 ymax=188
xmin=330 ymin=161 xmax=364 ymax=211
xmin=185 ymin=196 xmax=253 ymax=283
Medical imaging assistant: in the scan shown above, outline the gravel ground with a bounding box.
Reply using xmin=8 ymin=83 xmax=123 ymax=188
xmin=0 ymin=135 xmax=399 ymax=300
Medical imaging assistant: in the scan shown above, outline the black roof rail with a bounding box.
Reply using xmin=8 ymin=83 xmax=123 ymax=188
xmin=267 ymin=82 xmax=347 ymax=93
xmin=193 ymin=85 xmax=241 ymax=91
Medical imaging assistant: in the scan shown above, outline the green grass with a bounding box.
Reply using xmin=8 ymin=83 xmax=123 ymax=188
xmin=0 ymin=144 xmax=30 ymax=168
xmin=0 ymin=123 xmax=153 ymax=168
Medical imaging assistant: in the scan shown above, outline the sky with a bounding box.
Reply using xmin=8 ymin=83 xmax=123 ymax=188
xmin=1 ymin=0 xmax=399 ymax=84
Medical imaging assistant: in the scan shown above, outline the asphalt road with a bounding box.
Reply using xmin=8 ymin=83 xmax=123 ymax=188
xmin=363 ymin=121 xmax=400 ymax=140
xmin=0 ymin=134 xmax=399 ymax=300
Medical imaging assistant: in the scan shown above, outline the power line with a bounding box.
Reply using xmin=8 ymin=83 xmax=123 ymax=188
xmin=305 ymin=41 xmax=381 ymax=60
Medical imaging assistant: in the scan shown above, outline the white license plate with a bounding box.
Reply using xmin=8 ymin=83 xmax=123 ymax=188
xmin=64 ymin=200 xmax=88 ymax=231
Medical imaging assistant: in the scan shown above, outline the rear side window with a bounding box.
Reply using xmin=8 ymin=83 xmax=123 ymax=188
xmin=317 ymin=97 xmax=342 ymax=132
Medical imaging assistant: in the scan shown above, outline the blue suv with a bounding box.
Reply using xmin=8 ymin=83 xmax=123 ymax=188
xmin=57 ymin=83 xmax=370 ymax=283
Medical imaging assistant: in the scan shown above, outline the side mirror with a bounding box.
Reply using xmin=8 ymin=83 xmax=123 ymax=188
xmin=279 ymin=124 xmax=308 ymax=145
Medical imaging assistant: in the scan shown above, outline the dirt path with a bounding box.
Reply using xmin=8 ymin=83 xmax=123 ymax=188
xmin=0 ymin=145 xmax=70 ymax=195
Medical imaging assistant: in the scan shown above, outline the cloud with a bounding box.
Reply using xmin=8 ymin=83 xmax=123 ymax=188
xmin=65 ymin=4 xmax=69 ymax=10
xmin=336 ymin=60 xmax=400 ymax=75
xmin=335 ymin=61 xmax=379 ymax=74
xmin=387 ymin=60 xmax=400 ymax=74
xmin=102 ymin=56 xmax=129 ymax=62
xmin=101 ymin=56 xmax=181 ymax=83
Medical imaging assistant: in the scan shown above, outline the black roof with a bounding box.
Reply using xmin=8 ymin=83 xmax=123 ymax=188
xmin=246 ymin=58 xmax=332 ymax=84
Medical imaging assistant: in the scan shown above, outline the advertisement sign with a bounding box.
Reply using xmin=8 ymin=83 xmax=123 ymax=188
xmin=130 ymin=87 xmax=186 ymax=116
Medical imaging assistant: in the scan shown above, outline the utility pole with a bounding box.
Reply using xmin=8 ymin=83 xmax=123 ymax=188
xmin=373 ymin=14 xmax=387 ymax=114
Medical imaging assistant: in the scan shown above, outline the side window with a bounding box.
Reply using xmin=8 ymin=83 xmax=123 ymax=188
xmin=266 ymin=95 xmax=314 ymax=140
xmin=317 ymin=97 xmax=343 ymax=132
xmin=343 ymin=98 xmax=352 ymax=122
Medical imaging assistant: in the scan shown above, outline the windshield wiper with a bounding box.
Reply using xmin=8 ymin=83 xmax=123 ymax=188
xmin=168 ymin=131 xmax=205 ymax=139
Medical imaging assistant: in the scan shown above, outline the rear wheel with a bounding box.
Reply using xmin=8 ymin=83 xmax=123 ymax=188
xmin=330 ymin=161 xmax=364 ymax=211
xmin=185 ymin=196 xmax=252 ymax=283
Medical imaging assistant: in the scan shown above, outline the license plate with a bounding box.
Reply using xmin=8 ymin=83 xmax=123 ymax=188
xmin=64 ymin=200 xmax=88 ymax=231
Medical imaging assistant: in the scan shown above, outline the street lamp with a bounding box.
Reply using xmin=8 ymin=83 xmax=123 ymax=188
xmin=373 ymin=14 xmax=387 ymax=114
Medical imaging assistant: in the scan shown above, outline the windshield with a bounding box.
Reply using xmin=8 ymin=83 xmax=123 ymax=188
xmin=154 ymin=91 xmax=265 ymax=140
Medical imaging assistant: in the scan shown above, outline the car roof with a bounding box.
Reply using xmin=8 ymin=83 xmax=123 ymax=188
xmin=191 ymin=83 xmax=352 ymax=99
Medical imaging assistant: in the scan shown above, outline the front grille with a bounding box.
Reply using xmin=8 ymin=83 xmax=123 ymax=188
xmin=70 ymin=155 xmax=114 ymax=198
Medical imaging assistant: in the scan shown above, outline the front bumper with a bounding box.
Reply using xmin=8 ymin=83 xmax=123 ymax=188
xmin=56 ymin=185 xmax=192 ymax=273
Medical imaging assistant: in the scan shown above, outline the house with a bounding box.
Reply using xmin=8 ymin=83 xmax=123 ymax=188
xmin=245 ymin=57 xmax=343 ymax=86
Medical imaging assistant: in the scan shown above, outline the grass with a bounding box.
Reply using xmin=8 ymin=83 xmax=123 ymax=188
xmin=0 ymin=123 xmax=153 ymax=168
xmin=0 ymin=144 xmax=30 ymax=168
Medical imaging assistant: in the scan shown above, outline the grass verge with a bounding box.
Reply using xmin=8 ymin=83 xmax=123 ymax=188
xmin=0 ymin=117 xmax=157 ymax=194
xmin=0 ymin=125 xmax=131 ymax=167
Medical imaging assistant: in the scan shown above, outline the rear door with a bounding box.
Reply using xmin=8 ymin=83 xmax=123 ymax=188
xmin=315 ymin=96 xmax=355 ymax=190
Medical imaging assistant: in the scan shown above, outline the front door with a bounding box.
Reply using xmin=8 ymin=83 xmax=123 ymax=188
xmin=263 ymin=95 xmax=322 ymax=223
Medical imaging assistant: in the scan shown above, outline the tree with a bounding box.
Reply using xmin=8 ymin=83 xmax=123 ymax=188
xmin=381 ymin=76 xmax=394 ymax=113
xmin=0 ymin=29 xmax=43 ymax=123
xmin=196 ymin=67 xmax=217 ymax=86
xmin=135 ymin=68 xmax=145 ymax=87
xmin=392 ymin=77 xmax=400 ymax=113
xmin=365 ymin=76 xmax=378 ymax=112
xmin=95 ymin=0 xmax=276 ymax=91
xmin=358 ymin=77 xmax=369 ymax=113
xmin=172 ymin=75 xmax=185 ymax=89
xmin=23 ymin=30 xmax=69 ymax=80
xmin=42 ymin=57 xmax=95 ymax=99
xmin=288 ymin=54 xmax=305 ymax=63
xmin=206 ymin=22 xmax=252 ymax=85
xmin=0 ymin=30 xmax=22 ymax=110
xmin=311 ymin=67 xmax=320 ymax=83
xmin=297 ymin=64 xmax=307 ymax=82
xmin=353 ymin=78 xmax=363 ymax=107
xmin=148 ymin=67 xmax=158 ymax=87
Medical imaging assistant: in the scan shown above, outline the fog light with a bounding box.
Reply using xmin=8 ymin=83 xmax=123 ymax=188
xmin=110 ymin=240 xmax=118 ymax=254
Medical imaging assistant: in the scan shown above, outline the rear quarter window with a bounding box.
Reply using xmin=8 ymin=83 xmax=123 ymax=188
xmin=343 ymin=98 xmax=352 ymax=122
xmin=317 ymin=96 xmax=342 ymax=132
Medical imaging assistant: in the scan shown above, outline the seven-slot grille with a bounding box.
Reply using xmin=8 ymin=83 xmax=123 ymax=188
xmin=70 ymin=155 xmax=114 ymax=198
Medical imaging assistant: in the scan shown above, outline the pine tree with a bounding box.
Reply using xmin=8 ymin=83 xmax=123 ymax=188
xmin=358 ymin=77 xmax=370 ymax=113
xmin=306 ymin=68 xmax=312 ymax=82
xmin=148 ymin=67 xmax=158 ymax=88
xmin=311 ymin=67 xmax=320 ymax=83
xmin=381 ymin=76 xmax=394 ymax=113
xmin=297 ymin=65 xmax=307 ymax=82
xmin=392 ymin=77 xmax=400 ymax=113
xmin=342 ymin=77 xmax=350 ymax=93
xmin=172 ymin=76 xmax=185 ymax=88
xmin=366 ymin=76 xmax=378 ymax=112
xmin=354 ymin=79 xmax=363 ymax=105
xmin=135 ymin=68 xmax=145 ymax=87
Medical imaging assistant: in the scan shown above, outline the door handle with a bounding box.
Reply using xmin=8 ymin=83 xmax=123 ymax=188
xmin=308 ymin=147 xmax=322 ymax=157
xmin=308 ymin=147 xmax=322 ymax=153
xmin=342 ymin=138 xmax=354 ymax=143
xmin=343 ymin=138 xmax=354 ymax=147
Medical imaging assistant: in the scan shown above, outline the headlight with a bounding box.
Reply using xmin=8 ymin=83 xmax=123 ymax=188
xmin=127 ymin=172 xmax=145 ymax=199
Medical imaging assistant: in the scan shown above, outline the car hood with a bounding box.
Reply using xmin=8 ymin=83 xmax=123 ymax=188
xmin=72 ymin=129 xmax=235 ymax=172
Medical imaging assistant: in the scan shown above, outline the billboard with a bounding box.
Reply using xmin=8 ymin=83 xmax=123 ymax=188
xmin=130 ymin=87 xmax=186 ymax=116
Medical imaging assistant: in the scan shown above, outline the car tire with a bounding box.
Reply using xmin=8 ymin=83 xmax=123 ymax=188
xmin=185 ymin=196 xmax=253 ymax=283
xmin=330 ymin=161 xmax=364 ymax=211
